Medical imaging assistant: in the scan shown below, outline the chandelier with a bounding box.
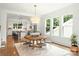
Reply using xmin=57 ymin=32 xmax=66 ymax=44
xmin=31 ymin=5 xmax=40 ymax=24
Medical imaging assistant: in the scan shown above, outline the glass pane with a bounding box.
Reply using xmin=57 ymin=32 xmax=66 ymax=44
xmin=63 ymin=26 xmax=72 ymax=38
xmin=53 ymin=17 xmax=60 ymax=36
xmin=53 ymin=17 xmax=59 ymax=26
xmin=46 ymin=19 xmax=50 ymax=33
xmin=13 ymin=23 xmax=17 ymax=29
xmin=63 ymin=19 xmax=73 ymax=26
xmin=64 ymin=15 xmax=73 ymax=23
xmin=63 ymin=15 xmax=73 ymax=38
xmin=53 ymin=26 xmax=59 ymax=36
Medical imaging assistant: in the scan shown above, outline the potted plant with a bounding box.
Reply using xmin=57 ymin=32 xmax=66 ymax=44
xmin=70 ymin=34 xmax=78 ymax=52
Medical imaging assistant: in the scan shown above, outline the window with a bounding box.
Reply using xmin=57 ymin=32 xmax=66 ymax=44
xmin=45 ymin=14 xmax=73 ymax=38
xmin=64 ymin=15 xmax=73 ymax=23
xmin=46 ymin=19 xmax=50 ymax=34
xmin=13 ymin=23 xmax=23 ymax=29
xmin=63 ymin=15 xmax=73 ymax=38
xmin=13 ymin=23 xmax=17 ymax=29
xmin=53 ymin=17 xmax=60 ymax=36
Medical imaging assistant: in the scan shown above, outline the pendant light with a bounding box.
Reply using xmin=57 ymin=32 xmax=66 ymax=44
xmin=31 ymin=5 xmax=40 ymax=24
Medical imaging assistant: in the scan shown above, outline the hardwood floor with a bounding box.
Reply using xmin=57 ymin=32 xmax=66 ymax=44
xmin=0 ymin=35 xmax=79 ymax=56
xmin=0 ymin=35 xmax=19 ymax=56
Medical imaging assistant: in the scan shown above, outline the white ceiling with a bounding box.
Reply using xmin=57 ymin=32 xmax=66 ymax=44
xmin=0 ymin=3 xmax=72 ymax=16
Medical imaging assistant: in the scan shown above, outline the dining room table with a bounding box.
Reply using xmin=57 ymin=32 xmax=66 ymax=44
xmin=24 ymin=35 xmax=47 ymax=49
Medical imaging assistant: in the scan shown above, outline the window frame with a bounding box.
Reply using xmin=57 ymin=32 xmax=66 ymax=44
xmin=53 ymin=17 xmax=60 ymax=37
xmin=45 ymin=14 xmax=73 ymax=38
xmin=45 ymin=18 xmax=51 ymax=35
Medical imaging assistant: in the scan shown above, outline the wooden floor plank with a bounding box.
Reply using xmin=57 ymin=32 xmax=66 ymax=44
xmin=0 ymin=35 xmax=19 ymax=56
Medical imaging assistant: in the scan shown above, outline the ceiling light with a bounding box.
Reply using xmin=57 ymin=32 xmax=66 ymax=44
xmin=31 ymin=5 xmax=40 ymax=24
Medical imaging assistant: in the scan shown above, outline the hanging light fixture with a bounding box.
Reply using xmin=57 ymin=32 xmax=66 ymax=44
xmin=31 ymin=5 xmax=40 ymax=24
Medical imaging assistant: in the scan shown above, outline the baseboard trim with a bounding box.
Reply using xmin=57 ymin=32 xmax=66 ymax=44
xmin=46 ymin=41 xmax=70 ymax=48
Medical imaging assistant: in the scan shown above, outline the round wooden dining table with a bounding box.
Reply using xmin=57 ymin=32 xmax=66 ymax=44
xmin=24 ymin=35 xmax=47 ymax=49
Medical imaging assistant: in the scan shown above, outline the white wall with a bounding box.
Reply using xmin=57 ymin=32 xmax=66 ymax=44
xmin=0 ymin=10 xmax=7 ymax=47
xmin=40 ymin=4 xmax=79 ymax=47
xmin=0 ymin=10 xmax=1 ymax=47
xmin=73 ymin=15 xmax=79 ymax=47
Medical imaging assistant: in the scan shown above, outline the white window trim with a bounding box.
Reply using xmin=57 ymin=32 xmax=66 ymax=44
xmin=45 ymin=15 xmax=73 ymax=39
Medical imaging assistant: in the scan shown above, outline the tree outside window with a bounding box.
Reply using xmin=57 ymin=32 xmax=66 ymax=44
xmin=64 ymin=15 xmax=73 ymax=23
xmin=53 ymin=17 xmax=59 ymax=29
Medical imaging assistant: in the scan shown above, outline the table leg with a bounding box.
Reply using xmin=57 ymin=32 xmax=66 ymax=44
xmin=29 ymin=40 xmax=31 ymax=47
xmin=36 ymin=40 xmax=38 ymax=45
xmin=39 ymin=40 xmax=42 ymax=48
xmin=32 ymin=40 xmax=35 ymax=49
xmin=44 ymin=39 xmax=46 ymax=43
